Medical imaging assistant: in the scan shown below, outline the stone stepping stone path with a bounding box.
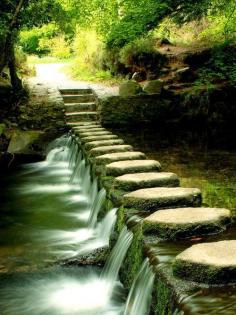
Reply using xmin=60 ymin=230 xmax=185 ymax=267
xmin=61 ymin=87 xmax=235 ymax=292
xmin=114 ymin=172 xmax=180 ymax=191
xmin=173 ymin=240 xmax=236 ymax=284
xmin=123 ymin=187 xmax=202 ymax=211
xmin=143 ymin=207 xmax=232 ymax=239
xmin=106 ymin=160 xmax=161 ymax=177
xmin=59 ymin=88 xmax=98 ymax=124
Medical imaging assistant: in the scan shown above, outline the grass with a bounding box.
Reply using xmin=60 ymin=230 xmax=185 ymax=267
xmin=27 ymin=55 xmax=73 ymax=65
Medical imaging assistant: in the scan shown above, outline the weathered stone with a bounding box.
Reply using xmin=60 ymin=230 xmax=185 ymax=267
xmin=95 ymin=151 xmax=146 ymax=165
xmin=143 ymin=80 xmax=164 ymax=94
xmin=84 ymin=139 xmax=124 ymax=150
xmin=73 ymin=124 xmax=101 ymax=131
xmin=123 ymin=187 xmax=201 ymax=211
xmin=106 ymin=160 xmax=161 ymax=177
xmin=81 ymin=134 xmax=118 ymax=143
xmin=119 ymin=81 xmax=142 ymax=97
xmin=89 ymin=145 xmax=133 ymax=157
xmin=173 ymin=240 xmax=236 ymax=284
xmin=143 ymin=207 xmax=232 ymax=239
xmin=7 ymin=130 xmax=44 ymax=154
xmin=78 ymin=131 xmax=112 ymax=138
xmin=114 ymin=172 xmax=179 ymax=191
xmin=76 ymin=128 xmax=106 ymax=135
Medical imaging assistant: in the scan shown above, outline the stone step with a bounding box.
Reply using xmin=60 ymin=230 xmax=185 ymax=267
xmin=73 ymin=124 xmax=101 ymax=131
xmin=95 ymin=151 xmax=146 ymax=165
xmin=65 ymin=102 xmax=96 ymax=112
xmin=67 ymin=122 xmax=98 ymax=127
xmin=59 ymin=88 xmax=93 ymax=95
xmin=143 ymin=207 xmax=232 ymax=239
xmin=84 ymin=139 xmax=124 ymax=151
xmin=77 ymin=130 xmax=111 ymax=138
xmin=123 ymin=187 xmax=202 ymax=211
xmin=106 ymin=160 xmax=161 ymax=177
xmin=65 ymin=112 xmax=98 ymax=122
xmin=114 ymin=172 xmax=179 ymax=191
xmin=63 ymin=94 xmax=95 ymax=103
xmin=173 ymin=240 xmax=236 ymax=284
xmin=81 ymin=134 xmax=119 ymax=143
xmin=89 ymin=145 xmax=133 ymax=157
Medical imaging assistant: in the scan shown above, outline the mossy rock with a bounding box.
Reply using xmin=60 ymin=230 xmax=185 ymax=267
xmin=119 ymin=80 xmax=143 ymax=97
xmin=173 ymin=240 xmax=236 ymax=284
xmin=143 ymin=207 xmax=232 ymax=239
xmin=143 ymin=80 xmax=164 ymax=94
xmin=89 ymin=145 xmax=133 ymax=157
xmin=84 ymin=139 xmax=124 ymax=150
xmin=95 ymin=151 xmax=146 ymax=165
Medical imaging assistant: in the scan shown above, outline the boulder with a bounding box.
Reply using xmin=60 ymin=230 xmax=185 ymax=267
xmin=119 ymin=81 xmax=142 ymax=97
xmin=143 ymin=80 xmax=164 ymax=94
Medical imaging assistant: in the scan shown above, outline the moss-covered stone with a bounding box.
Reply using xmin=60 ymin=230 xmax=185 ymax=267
xmin=143 ymin=80 xmax=164 ymax=94
xmin=173 ymin=240 xmax=236 ymax=284
xmin=84 ymin=139 xmax=124 ymax=150
xmin=123 ymin=187 xmax=202 ymax=212
xmin=95 ymin=151 xmax=146 ymax=165
xmin=80 ymin=134 xmax=118 ymax=143
xmin=106 ymin=160 xmax=161 ymax=177
xmin=119 ymin=80 xmax=142 ymax=96
xmin=89 ymin=145 xmax=133 ymax=157
xmin=114 ymin=172 xmax=179 ymax=191
xmin=76 ymin=128 xmax=107 ymax=136
xmin=143 ymin=207 xmax=232 ymax=239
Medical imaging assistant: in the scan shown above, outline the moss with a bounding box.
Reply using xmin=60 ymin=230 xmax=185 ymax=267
xmin=152 ymin=277 xmax=175 ymax=315
xmin=120 ymin=222 xmax=144 ymax=289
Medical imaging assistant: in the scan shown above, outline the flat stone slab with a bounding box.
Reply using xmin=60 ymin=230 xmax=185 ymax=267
xmin=81 ymin=134 xmax=118 ymax=143
xmin=89 ymin=145 xmax=133 ymax=157
xmin=95 ymin=151 xmax=146 ymax=165
xmin=78 ymin=131 xmax=112 ymax=138
xmin=73 ymin=125 xmax=101 ymax=131
xmin=144 ymin=207 xmax=231 ymax=239
xmin=173 ymin=240 xmax=236 ymax=284
xmin=84 ymin=139 xmax=124 ymax=150
xmin=114 ymin=172 xmax=179 ymax=191
xmin=77 ymin=128 xmax=106 ymax=134
xmin=106 ymin=160 xmax=161 ymax=177
xmin=123 ymin=187 xmax=201 ymax=211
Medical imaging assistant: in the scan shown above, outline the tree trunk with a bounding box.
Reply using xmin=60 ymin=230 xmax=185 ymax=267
xmin=8 ymin=38 xmax=23 ymax=92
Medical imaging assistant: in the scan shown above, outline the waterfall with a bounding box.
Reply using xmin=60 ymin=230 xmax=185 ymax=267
xmin=87 ymin=188 xmax=106 ymax=228
xmin=101 ymin=226 xmax=133 ymax=282
xmin=123 ymin=258 xmax=155 ymax=315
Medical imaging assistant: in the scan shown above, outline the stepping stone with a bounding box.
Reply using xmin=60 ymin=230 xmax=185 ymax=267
xmin=123 ymin=187 xmax=202 ymax=211
xmin=65 ymin=112 xmax=97 ymax=122
xmin=65 ymin=102 xmax=96 ymax=112
xmin=89 ymin=145 xmax=133 ymax=157
xmin=173 ymin=240 xmax=236 ymax=284
xmin=106 ymin=160 xmax=161 ymax=177
xmin=75 ymin=127 xmax=105 ymax=134
xmin=73 ymin=124 xmax=101 ymax=131
xmin=143 ymin=207 xmax=232 ymax=239
xmin=84 ymin=139 xmax=124 ymax=150
xmin=60 ymin=88 xmax=92 ymax=95
xmin=68 ymin=122 xmax=97 ymax=127
xmin=63 ymin=94 xmax=95 ymax=103
xmin=81 ymin=134 xmax=119 ymax=143
xmin=95 ymin=151 xmax=146 ymax=165
xmin=78 ymin=131 xmax=112 ymax=138
xmin=114 ymin=172 xmax=179 ymax=191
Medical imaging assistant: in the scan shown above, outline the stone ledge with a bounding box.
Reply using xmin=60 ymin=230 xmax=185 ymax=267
xmin=114 ymin=172 xmax=179 ymax=191
xmin=173 ymin=240 xmax=236 ymax=284
xmin=106 ymin=160 xmax=161 ymax=177
xmin=78 ymin=131 xmax=112 ymax=138
xmin=143 ymin=207 xmax=232 ymax=239
xmin=123 ymin=187 xmax=202 ymax=211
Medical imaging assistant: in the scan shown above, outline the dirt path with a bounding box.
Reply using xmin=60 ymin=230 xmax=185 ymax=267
xmin=28 ymin=63 xmax=119 ymax=97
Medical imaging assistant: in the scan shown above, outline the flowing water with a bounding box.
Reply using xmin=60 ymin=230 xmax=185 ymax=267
xmin=0 ymin=134 xmax=138 ymax=315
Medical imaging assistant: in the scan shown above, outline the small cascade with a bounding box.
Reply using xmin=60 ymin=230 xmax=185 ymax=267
xmin=88 ymin=177 xmax=98 ymax=205
xmin=87 ymin=188 xmax=106 ymax=228
xmin=123 ymin=258 xmax=155 ymax=315
xmin=101 ymin=226 xmax=133 ymax=283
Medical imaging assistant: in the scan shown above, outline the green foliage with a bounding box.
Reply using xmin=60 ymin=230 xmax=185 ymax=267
xmin=19 ymin=23 xmax=59 ymax=55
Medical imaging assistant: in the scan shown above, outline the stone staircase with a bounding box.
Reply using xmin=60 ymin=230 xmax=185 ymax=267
xmin=59 ymin=88 xmax=98 ymax=126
